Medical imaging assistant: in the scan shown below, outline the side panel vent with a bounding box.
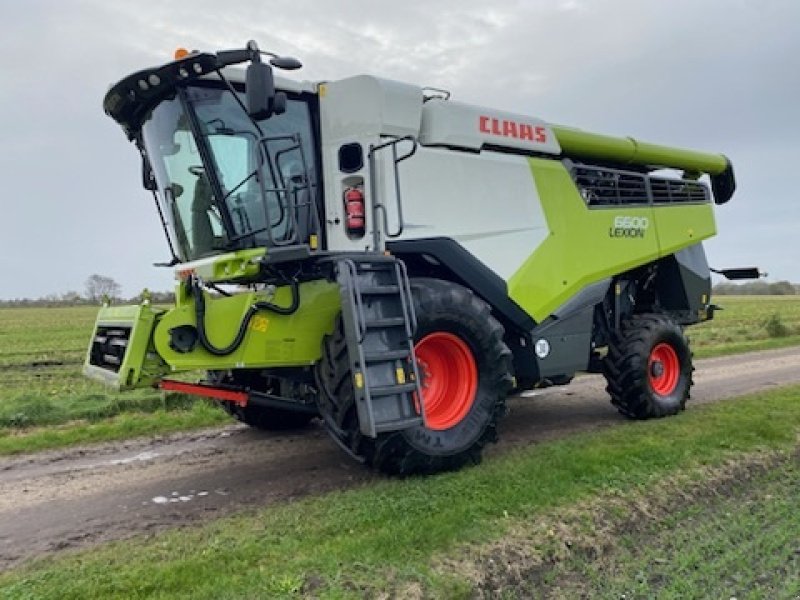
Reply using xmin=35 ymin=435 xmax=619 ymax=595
xmin=649 ymin=177 xmax=709 ymax=204
xmin=574 ymin=166 xmax=648 ymax=206
xmin=572 ymin=164 xmax=710 ymax=207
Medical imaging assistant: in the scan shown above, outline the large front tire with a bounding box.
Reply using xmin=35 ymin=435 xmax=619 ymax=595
xmin=222 ymin=402 xmax=315 ymax=431
xmin=603 ymin=313 xmax=693 ymax=419
xmin=317 ymin=279 xmax=513 ymax=476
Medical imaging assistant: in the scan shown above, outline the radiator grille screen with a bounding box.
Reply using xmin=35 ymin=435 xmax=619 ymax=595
xmin=574 ymin=164 xmax=710 ymax=206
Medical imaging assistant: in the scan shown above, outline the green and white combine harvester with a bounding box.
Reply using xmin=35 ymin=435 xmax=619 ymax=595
xmin=86 ymin=42 xmax=754 ymax=475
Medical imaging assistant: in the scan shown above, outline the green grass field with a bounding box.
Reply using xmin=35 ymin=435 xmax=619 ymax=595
xmin=2 ymin=384 xmax=798 ymax=598
xmin=689 ymin=295 xmax=800 ymax=357
xmin=0 ymin=296 xmax=798 ymax=454
xmin=0 ymin=306 xmax=227 ymax=454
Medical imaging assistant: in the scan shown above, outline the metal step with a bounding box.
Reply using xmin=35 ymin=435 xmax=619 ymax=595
xmin=369 ymin=382 xmax=419 ymax=397
xmin=360 ymin=285 xmax=400 ymax=295
xmin=375 ymin=416 xmax=424 ymax=434
xmin=364 ymin=316 xmax=406 ymax=328
xmin=363 ymin=349 xmax=411 ymax=362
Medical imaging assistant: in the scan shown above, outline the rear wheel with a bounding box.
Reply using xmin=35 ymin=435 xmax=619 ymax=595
xmin=603 ymin=313 xmax=693 ymax=419
xmin=317 ymin=278 xmax=513 ymax=475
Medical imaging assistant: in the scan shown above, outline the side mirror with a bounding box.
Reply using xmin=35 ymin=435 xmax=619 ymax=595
xmin=246 ymin=61 xmax=275 ymax=120
xmin=270 ymin=56 xmax=302 ymax=70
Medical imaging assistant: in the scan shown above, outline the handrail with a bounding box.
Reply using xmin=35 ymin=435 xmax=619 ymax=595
xmin=368 ymin=136 xmax=418 ymax=249
xmin=339 ymin=259 xmax=367 ymax=343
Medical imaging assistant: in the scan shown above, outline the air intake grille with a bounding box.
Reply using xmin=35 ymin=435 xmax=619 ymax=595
xmin=649 ymin=177 xmax=709 ymax=204
xmin=574 ymin=166 xmax=648 ymax=206
xmin=574 ymin=164 xmax=710 ymax=206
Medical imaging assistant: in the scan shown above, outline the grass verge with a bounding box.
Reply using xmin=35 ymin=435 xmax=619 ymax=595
xmin=690 ymin=295 xmax=800 ymax=358
xmin=453 ymin=447 xmax=800 ymax=598
xmin=540 ymin=456 xmax=800 ymax=598
xmin=0 ymin=402 xmax=228 ymax=456
xmin=692 ymin=334 xmax=800 ymax=359
xmin=1 ymin=385 xmax=799 ymax=599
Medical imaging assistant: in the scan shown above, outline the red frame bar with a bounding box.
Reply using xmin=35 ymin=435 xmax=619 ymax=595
xmin=160 ymin=379 xmax=248 ymax=407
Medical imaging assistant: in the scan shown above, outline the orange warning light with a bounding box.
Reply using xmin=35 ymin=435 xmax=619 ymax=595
xmin=174 ymin=48 xmax=190 ymax=60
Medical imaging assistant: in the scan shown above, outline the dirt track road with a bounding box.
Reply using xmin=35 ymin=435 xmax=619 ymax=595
xmin=1 ymin=346 xmax=798 ymax=570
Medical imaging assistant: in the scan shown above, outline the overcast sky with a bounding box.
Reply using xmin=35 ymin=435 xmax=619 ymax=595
xmin=1 ymin=0 xmax=798 ymax=299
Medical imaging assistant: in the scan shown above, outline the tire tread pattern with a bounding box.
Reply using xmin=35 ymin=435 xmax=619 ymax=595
xmin=603 ymin=313 xmax=693 ymax=419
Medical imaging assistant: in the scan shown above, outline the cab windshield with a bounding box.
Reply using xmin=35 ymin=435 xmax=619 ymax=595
xmin=141 ymin=83 xmax=318 ymax=261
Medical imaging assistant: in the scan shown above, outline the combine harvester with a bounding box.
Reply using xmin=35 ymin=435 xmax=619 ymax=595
xmin=86 ymin=42 xmax=753 ymax=474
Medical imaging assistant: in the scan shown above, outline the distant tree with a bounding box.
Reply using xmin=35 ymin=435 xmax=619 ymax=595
xmin=85 ymin=274 xmax=121 ymax=303
xmin=61 ymin=290 xmax=83 ymax=305
xmin=768 ymin=280 xmax=796 ymax=295
xmin=147 ymin=290 xmax=176 ymax=304
xmin=713 ymin=280 xmax=797 ymax=295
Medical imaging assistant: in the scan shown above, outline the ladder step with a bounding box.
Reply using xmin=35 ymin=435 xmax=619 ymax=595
xmin=375 ymin=416 xmax=423 ymax=433
xmin=363 ymin=349 xmax=411 ymax=362
xmin=350 ymin=262 xmax=395 ymax=272
xmin=365 ymin=316 xmax=406 ymax=328
xmin=369 ymin=382 xmax=418 ymax=397
xmin=360 ymin=285 xmax=400 ymax=295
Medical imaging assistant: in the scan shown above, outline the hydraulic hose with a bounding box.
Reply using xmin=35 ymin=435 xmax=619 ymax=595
xmin=192 ymin=278 xmax=300 ymax=356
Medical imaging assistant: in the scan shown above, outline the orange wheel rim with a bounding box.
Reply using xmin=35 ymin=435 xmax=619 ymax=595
xmin=414 ymin=332 xmax=478 ymax=430
xmin=648 ymin=342 xmax=680 ymax=396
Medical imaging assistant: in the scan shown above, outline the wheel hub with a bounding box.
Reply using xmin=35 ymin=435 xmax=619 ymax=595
xmin=414 ymin=332 xmax=478 ymax=431
xmin=650 ymin=361 xmax=665 ymax=378
xmin=648 ymin=342 xmax=680 ymax=396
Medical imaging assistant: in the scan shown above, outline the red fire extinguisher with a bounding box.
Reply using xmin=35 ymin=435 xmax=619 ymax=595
xmin=344 ymin=186 xmax=365 ymax=237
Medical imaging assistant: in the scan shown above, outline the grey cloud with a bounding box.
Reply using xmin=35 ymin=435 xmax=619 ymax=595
xmin=1 ymin=0 xmax=798 ymax=299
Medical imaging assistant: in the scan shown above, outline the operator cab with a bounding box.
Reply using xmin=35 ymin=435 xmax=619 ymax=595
xmin=103 ymin=43 xmax=320 ymax=263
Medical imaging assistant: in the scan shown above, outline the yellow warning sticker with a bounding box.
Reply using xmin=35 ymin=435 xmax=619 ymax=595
xmin=249 ymin=315 xmax=269 ymax=333
xmin=395 ymin=367 xmax=406 ymax=384
xmin=354 ymin=371 xmax=364 ymax=389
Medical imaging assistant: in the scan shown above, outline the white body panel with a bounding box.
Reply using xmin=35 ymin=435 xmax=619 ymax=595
xmin=318 ymin=76 xmax=422 ymax=253
xmin=315 ymin=74 xmax=554 ymax=263
xmin=420 ymin=99 xmax=561 ymax=155
xmin=380 ymin=147 xmax=549 ymax=281
xmin=318 ymin=75 xmax=422 ymax=138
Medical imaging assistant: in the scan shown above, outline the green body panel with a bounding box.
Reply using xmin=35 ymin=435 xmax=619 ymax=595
xmin=653 ymin=203 xmax=716 ymax=255
xmin=83 ymin=302 xmax=168 ymax=390
xmin=178 ymin=248 xmax=266 ymax=282
xmin=508 ymin=159 xmax=716 ymax=322
xmin=153 ymin=279 xmax=340 ymax=372
xmin=552 ymin=126 xmax=728 ymax=175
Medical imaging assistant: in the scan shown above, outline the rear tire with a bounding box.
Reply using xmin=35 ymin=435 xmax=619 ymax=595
xmin=603 ymin=313 xmax=693 ymax=419
xmin=317 ymin=278 xmax=513 ymax=475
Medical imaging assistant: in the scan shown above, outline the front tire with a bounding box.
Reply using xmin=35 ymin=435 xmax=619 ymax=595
xmin=603 ymin=313 xmax=693 ymax=419
xmin=317 ymin=278 xmax=513 ymax=475
xmin=221 ymin=402 xmax=315 ymax=431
